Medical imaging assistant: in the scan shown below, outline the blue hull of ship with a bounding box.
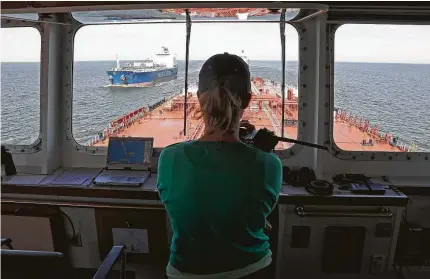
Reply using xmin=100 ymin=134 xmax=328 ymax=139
xmin=106 ymin=67 xmax=178 ymax=87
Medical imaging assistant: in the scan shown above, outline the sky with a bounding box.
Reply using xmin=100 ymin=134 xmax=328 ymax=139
xmin=1 ymin=23 xmax=430 ymax=63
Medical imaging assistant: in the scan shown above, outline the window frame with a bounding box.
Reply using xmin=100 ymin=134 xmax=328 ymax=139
xmin=66 ymin=13 xmax=312 ymax=159
xmin=1 ymin=17 xmax=43 ymax=154
xmin=326 ymin=23 xmax=430 ymax=162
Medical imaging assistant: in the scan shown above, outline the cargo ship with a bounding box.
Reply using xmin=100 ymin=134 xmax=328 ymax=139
xmin=106 ymin=46 xmax=178 ymax=87
xmin=90 ymin=76 xmax=417 ymax=152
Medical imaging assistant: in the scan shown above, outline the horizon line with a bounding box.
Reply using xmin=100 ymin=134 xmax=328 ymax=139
xmin=2 ymin=60 xmax=430 ymax=65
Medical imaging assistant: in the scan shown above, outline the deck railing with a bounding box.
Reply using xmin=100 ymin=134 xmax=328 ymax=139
xmin=335 ymin=107 xmax=418 ymax=152
xmin=89 ymin=93 xmax=182 ymax=145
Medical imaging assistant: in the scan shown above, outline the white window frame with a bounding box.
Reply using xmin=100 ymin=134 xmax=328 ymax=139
xmin=1 ymin=17 xmax=43 ymax=154
xmin=325 ymin=23 xmax=430 ymax=162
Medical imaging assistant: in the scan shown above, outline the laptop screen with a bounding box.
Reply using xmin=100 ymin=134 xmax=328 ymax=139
xmin=107 ymin=137 xmax=153 ymax=167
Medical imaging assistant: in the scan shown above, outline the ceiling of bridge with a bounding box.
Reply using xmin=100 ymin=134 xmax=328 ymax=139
xmin=1 ymin=2 xmax=429 ymax=23
xmin=1 ymin=1 xmax=429 ymax=11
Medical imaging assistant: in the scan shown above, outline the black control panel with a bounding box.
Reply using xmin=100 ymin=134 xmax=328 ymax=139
xmin=395 ymin=222 xmax=430 ymax=266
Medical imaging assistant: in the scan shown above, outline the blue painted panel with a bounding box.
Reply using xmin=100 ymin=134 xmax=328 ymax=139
xmin=106 ymin=67 xmax=178 ymax=86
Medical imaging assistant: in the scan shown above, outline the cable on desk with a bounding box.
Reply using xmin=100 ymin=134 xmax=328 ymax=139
xmin=58 ymin=209 xmax=76 ymax=238
xmin=382 ymin=176 xmax=413 ymax=205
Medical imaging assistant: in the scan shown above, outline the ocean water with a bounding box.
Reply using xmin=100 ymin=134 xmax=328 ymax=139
xmin=1 ymin=61 xmax=429 ymax=151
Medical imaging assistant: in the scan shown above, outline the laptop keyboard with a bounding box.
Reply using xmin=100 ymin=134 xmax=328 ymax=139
xmin=97 ymin=170 xmax=149 ymax=184
xmin=110 ymin=176 xmax=141 ymax=182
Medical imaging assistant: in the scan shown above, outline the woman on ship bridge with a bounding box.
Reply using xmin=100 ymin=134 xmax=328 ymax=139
xmin=157 ymin=53 xmax=283 ymax=278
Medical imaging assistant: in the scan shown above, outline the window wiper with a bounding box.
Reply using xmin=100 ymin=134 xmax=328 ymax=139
xmin=183 ymin=9 xmax=192 ymax=136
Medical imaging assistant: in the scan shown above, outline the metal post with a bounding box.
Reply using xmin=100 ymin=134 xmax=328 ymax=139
xmin=280 ymin=9 xmax=286 ymax=138
xmin=120 ymin=249 xmax=126 ymax=279
xmin=183 ymin=9 xmax=192 ymax=136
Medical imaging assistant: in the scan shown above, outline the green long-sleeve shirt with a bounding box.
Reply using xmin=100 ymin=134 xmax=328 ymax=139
xmin=157 ymin=141 xmax=282 ymax=274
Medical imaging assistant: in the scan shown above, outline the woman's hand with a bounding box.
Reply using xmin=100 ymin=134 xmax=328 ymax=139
xmin=240 ymin=120 xmax=255 ymax=131
xmin=239 ymin=120 xmax=256 ymax=139
xmin=265 ymin=220 xmax=272 ymax=231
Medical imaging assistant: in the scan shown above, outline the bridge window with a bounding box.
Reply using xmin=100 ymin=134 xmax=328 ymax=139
xmin=73 ymin=22 xmax=298 ymax=149
xmin=334 ymin=24 xmax=430 ymax=153
xmin=1 ymin=27 xmax=41 ymax=145
xmin=189 ymin=23 xmax=299 ymax=150
xmin=73 ymin=23 xmax=186 ymax=148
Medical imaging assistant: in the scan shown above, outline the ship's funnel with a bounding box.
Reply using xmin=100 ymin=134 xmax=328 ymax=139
xmin=237 ymin=12 xmax=248 ymax=20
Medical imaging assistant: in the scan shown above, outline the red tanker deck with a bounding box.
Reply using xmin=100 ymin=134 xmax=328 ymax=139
xmin=91 ymin=78 xmax=413 ymax=152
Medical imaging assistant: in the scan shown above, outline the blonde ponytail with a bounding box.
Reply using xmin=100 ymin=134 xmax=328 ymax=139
xmin=196 ymin=80 xmax=243 ymax=135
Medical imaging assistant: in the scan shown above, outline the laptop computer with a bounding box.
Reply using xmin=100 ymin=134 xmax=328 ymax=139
xmin=94 ymin=137 xmax=153 ymax=186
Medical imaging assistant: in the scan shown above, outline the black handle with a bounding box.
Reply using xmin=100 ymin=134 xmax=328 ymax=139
xmin=276 ymin=136 xmax=328 ymax=151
